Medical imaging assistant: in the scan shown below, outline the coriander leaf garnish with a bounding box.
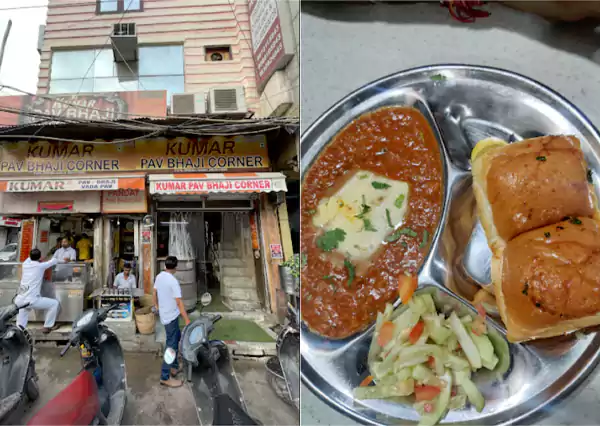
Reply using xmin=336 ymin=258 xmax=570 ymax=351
xmin=522 ymin=282 xmax=529 ymax=296
xmin=588 ymin=169 xmax=593 ymax=183
xmin=301 ymin=253 xmax=307 ymax=268
xmin=358 ymin=173 xmax=369 ymax=180
xmin=536 ymin=156 xmax=547 ymax=162
xmin=570 ymin=217 xmax=582 ymax=225
xmin=316 ymin=228 xmax=346 ymax=252
xmin=430 ymin=74 xmax=446 ymax=81
xmin=306 ymin=209 xmax=317 ymax=215
xmin=362 ymin=218 xmax=378 ymax=232
xmin=544 ymin=232 xmax=551 ymax=238
xmin=371 ymin=181 xmax=391 ymax=190
xmin=344 ymin=258 xmax=355 ymax=287
xmin=305 ymin=293 xmax=313 ymax=301
xmin=323 ymin=275 xmax=334 ymax=280
xmin=386 ymin=208 xmax=393 ymax=228
xmin=401 ymin=241 xmax=408 ymax=248
xmin=355 ymin=195 xmax=371 ymax=219
xmin=419 ymin=230 xmax=429 ymax=249
xmin=385 ymin=227 xmax=418 ymax=242
xmin=395 ymin=194 xmax=405 ymax=209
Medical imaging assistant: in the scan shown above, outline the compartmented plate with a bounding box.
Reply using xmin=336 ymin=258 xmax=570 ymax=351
xmin=300 ymin=65 xmax=600 ymax=425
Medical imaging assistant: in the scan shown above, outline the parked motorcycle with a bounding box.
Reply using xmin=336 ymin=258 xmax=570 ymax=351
xmin=28 ymin=304 xmax=127 ymax=426
xmin=266 ymin=301 xmax=299 ymax=409
xmin=164 ymin=292 xmax=260 ymax=426
xmin=0 ymin=302 xmax=39 ymax=425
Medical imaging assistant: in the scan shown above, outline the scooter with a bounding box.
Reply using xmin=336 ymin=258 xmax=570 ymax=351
xmin=164 ymin=293 xmax=260 ymax=426
xmin=0 ymin=302 xmax=39 ymax=425
xmin=28 ymin=304 xmax=127 ymax=426
xmin=266 ymin=301 xmax=299 ymax=409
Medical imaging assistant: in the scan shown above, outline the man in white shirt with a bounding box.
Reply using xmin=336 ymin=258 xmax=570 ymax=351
xmin=53 ymin=238 xmax=76 ymax=281
xmin=15 ymin=248 xmax=60 ymax=333
xmin=114 ymin=263 xmax=136 ymax=290
xmin=153 ymin=256 xmax=190 ymax=388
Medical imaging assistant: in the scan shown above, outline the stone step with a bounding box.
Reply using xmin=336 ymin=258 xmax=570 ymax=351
xmin=223 ymin=298 xmax=262 ymax=311
xmin=221 ymin=266 xmax=254 ymax=278
xmin=222 ymin=276 xmax=256 ymax=289
xmin=219 ymin=250 xmax=240 ymax=259
xmin=223 ymin=287 xmax=260 ymax=302
xmin=219 ymin=258 xmax=246 ymax=267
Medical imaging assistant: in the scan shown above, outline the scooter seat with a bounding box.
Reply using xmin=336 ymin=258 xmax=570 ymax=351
xmin=0 ymin=392 xmax=21 ymax=420
xmin=213 ymin=393 xmax=258 ymax=425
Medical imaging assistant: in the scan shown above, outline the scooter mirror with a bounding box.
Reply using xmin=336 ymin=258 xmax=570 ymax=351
xmin=200 ymin=292 xmax=212 ymax=307
xmin=163 ymin=347 xmax=176 ymax=365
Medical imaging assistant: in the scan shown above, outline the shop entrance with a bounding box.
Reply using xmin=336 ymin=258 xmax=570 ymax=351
xmin=104 ymin=216 xmax=142 ymax=289
xmin=156 ymin=199 xmax=266 ymax=313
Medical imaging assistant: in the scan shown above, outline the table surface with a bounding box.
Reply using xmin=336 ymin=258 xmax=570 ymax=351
xmin=300 ymin=3 xmax=600 ymax=425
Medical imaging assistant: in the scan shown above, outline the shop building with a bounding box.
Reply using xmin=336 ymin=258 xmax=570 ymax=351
xmin=0 ymin=94 xmax=297 ymax=324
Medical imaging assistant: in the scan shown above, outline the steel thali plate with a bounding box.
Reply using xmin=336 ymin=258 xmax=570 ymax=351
xmin=300 ymin=64 xmax=600 ymax=425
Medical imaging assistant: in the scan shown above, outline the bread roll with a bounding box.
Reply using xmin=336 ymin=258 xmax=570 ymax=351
xmin=471 ymin=136 xmax=600 ymax=342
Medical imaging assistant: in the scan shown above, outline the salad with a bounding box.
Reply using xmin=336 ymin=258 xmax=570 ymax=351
xmin=354 ymin=290 xmax=509 ymax=426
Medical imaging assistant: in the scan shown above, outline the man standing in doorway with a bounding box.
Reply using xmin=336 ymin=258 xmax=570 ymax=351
xmin=15 ymin=248 xmax=60 ymax=333
xmin=153 ymin=256 xmax=190 ymax=387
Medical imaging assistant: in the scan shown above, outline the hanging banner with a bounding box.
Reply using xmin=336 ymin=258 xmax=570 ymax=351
xmin=0 ymin=136 xmax=269 ymax=175
xmin=19 ymin=219 xmax=35 ymax=262
xmin=249 ymin=212 xmax=260 ymax=250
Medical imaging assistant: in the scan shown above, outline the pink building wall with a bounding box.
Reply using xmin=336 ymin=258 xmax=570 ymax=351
xmin=37 ymin=0 xmax=259 ymax=110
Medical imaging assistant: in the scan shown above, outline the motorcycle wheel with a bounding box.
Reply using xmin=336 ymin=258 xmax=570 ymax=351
xmin=25 ymin=377 xmax=39 ymax=401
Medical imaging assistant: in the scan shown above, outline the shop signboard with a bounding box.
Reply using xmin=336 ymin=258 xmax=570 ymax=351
xmin=0 ymin=136 xmax=270 ymax=175
xmin=249 ymin=0 xmax=295 ymax=91
xmin=0 ymin=90 xmax=167 ymax=126
xmin=102 ymin=189 xmax=147 ymax=214
xmin=1 ymin=178 xmax=119 ymax=192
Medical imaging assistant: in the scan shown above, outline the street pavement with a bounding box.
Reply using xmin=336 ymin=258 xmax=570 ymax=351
xmin=18 ymin=347 xmax=298 ymax=425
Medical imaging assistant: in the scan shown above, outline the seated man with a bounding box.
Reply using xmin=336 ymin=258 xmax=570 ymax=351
xmin=114 ymin=263 xmax=136 ymax=290
xmin=15 ymin=248 xmax=60 ymax=333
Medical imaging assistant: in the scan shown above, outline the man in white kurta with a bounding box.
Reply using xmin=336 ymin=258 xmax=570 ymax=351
xmin=53 ymin=238 xmax=76 ymax=281
xmin=15 ymin=248 xmax=60 ymax=333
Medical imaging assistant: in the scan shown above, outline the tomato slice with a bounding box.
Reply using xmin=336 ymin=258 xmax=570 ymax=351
xmin=360 ymin=375 xmax=373 ymax=387
xmin=427 ymin=355 xmax=436 ymax=369
xmin=408 ymin=320 xmax=425 ymax=344
xmin=415 ymin=384 xmax=442 ymax=401
xmin=424 ymin=402 xmax=434 ymax=413
xmin=377 ymin=321 xmax=396 ymax=347
xmin=399 ymin=274 xmax=418 ymax=304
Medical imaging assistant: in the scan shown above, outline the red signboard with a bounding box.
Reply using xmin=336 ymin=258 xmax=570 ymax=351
xmin=0 ymin=90 xmax=167 ymax=126
xmin=249 ymin=0 xmax=288 ymax=90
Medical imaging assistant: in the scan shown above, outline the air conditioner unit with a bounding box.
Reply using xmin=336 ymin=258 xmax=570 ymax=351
xmin=208 ymin=86 xmax=247 ymax=114
xmin=111 ymin=23 xmax=138 ymax=63
xmin=171 ymin=93 xmax=207 ymax=115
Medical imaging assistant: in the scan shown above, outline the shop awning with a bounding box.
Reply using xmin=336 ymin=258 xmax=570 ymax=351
xmin=0 ymin=174 xmax=145 ymax=192
xmin=149 ymin=173 xmax=287 ymax=195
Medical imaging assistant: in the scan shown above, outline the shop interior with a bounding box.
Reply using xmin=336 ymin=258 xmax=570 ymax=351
xmin=39 ymin=215 xmax=96 ymax=262
xmin=106 ymin=216 xmax=141 ymax=289
xmin=156 ymin=203 xmax=260 ymax=311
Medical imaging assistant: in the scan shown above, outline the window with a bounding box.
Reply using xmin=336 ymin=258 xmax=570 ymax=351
xmin=97 ymin=0 xmax=142 ymax=14
xmin=49 ymin=45 xmax=184 ymax=103
xmin=205 ymin=46 xmax=232 ymax=62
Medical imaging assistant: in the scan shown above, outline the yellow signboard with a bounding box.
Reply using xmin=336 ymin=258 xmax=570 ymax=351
xmin=0 ymin=135 xmax=269 ymax=174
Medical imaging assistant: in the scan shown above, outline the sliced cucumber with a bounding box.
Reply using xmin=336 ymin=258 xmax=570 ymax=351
xmin=418 ymin=370 xmax=452 ymax=426
xmin=448 ymin=312 xmax=482 ymax=369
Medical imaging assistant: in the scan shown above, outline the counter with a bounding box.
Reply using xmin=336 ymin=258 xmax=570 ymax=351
xmin=0 ymin=261 xmax=92 ymax=323
xmin=301 ymin=3 xmax=600 ymax=425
